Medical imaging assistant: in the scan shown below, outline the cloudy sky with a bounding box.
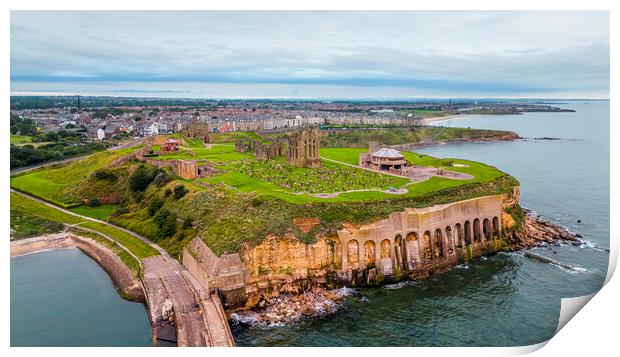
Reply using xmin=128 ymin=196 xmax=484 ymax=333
xmin=10 ymin=11 xmax=609 ymax=99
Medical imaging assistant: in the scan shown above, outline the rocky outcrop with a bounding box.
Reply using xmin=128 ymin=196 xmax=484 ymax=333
xmin=507 ymin=211 xmax=577 ymax=250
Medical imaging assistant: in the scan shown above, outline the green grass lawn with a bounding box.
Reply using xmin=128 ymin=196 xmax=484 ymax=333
xmin=10 ymin=134 xmax=32 ymax=144
xmin=10 ymin=192 xmax=158 ymax=259
xmin=10 ymin=147 xmax=138 ymax=207
xmin=232 ymin=157 xmax=408 ymax=194
xmin=69 ymin=204 xmax=120 ymax=220
xmin=207 ymin=131 xmax=270 ymax=144
xmin=154 ymin=144 xmax=251 ymax=162
xmin=320 ymin=147 xmax=366 ymax=165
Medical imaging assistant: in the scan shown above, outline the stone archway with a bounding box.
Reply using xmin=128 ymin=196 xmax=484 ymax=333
xmin=464 ymin=221 xmax=472 ymax=245
xmin=347 ymin=240 xmax=359 ymax=267
xmin=434 ymin=229 xmax=444 ymax=258
xmin=492 ymin=216 xmax=500 ymax=239
xmin=405 ymin=232 xmax=419 ymax=270
xmin=364 ymin=241 xmax=376 ymax=268
xmin=423 ymin=231 xmax=432 ymax=260
xmin=473 ymin=218 xmax=482 ymax=243
xmin=381 ymin=239 xmax=391 ymax=259
xmin=394 ymin=235 xmax=403 ymax=271
xmin=483 ymin=218 xmax=492 ymax=241
xmin=455 ymin=223 xmax=463 ymax=248
xmin=445 ymin=226 xmax=453 ymax=254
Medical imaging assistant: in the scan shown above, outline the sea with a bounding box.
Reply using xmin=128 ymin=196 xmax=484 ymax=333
xmin=10 ymin=101 xmax=609 ymax=347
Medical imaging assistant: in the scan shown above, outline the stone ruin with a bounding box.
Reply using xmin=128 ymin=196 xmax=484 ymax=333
xmin=235 ymin=140 xmax=284 ymax=161
xmin=234 ymin=128 xmax=321 ymax=168
xmin=285 ymin=127 xmax=321 ymax=168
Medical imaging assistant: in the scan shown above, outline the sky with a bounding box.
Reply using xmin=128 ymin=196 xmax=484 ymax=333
xmin=10 ymin=11 xmax=610 ymax=99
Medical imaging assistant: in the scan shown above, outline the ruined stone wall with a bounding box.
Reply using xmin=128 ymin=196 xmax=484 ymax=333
xmin=286 ymin=128 xmax=321 ymax=168
xmin=176 ymin=160 xmax=197 ymax=180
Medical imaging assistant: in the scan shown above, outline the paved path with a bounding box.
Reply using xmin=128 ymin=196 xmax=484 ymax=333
xmin=11 ymin=189 xmax=235 ymax=347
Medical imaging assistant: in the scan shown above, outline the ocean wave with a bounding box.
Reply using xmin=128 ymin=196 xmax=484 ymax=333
xmin=383 ymin=280 xmax=419 ymax=290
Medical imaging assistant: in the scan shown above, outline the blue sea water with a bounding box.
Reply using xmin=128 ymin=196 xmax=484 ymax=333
xmin=10 ymin=248 xmax=152 ymax=346
xmin=231 ymin=101 xmax=610 ymax=346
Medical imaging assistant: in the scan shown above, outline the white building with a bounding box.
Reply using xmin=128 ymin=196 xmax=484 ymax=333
xmin=96 ymin=128 xmax=105 ymax=141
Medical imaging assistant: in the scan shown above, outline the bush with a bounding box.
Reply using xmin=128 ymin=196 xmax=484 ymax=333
xmin=88 ymin=197 xmax=101 ymax=207
xmin=153 ymin=171 xmax=171 ymax=187
xmin=148 ymin=197 xmax=164 ymax=216
xmin=173 ymin=185 xmax=188 ymax=200
xmin=129 ymin=165 xmax=156 ymax=192
xmin=93 ymin=169 xmax=117 ymax=181
xmin=182 ymin=218 xmax=193 ymax=229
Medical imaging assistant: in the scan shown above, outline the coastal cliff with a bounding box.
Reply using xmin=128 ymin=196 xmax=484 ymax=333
xmin=183 ymin=187 xmax=577 ymax=319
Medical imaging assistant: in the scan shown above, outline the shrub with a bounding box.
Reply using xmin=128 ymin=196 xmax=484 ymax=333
xmin=93 ymin=169 xmax=117 ymax=181
xmin=148 ymin=197 xmax=164 ymax=216
xmin=160 ymin=214 xmax=177 ymax=239
xmin=153 ymin=171 xmax=171 ymax=187
xmin=182 ymin=218 xmax=193 ymax=229
xmin=164 ymin=189 xmax=172 ymax=197
xmin=129 ymin=165 xmax=155 ymax=192
xmin=173 ymin=185 xmax=188 ymax=200
xmin=88 ymin=197 xmax=101 ymax=207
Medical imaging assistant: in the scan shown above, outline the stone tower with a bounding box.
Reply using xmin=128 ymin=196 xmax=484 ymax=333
xmin=286 ymin=127 xmax=321 ymax=168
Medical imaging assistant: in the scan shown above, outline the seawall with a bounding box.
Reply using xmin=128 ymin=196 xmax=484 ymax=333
xmin=11 ymin=233 xmax=145 ymax=302
xmin=183 ymin=192 xmax=531 ymax=311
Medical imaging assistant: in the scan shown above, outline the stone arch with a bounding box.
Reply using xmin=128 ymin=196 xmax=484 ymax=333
xmin=394 ymin=235 xmax=403 ymax=271
xmin=381 ymin=239 xmax=391 ymax=259
xmin=454 ymin=223 xmax=463 ymax=247
xmin=483 ymin=218 xmax=492 ymax=241
xmin=423 ymin=231 xmax=432 ymax=260
xmin=347 ymin=240 xmax=359 ymax=265
xmin=445 ymin=226 xmax=454 ymax=253
xmin=405 ymin=232 xmax=420 ymax=269
xmin=492 ymin=216 xmax=500 ymax=239
xmin=473 ymin=218 xmax=482 ymax=242
xmin=464 ymin=221 xmax=472 ymax=245
xmin=364 ymin=241 xmax=376 ymax=267
xmin=434 ymin=229 xmax=444 ymax=258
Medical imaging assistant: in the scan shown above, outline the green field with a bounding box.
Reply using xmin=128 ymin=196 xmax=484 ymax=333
xmin=69 ymin=204 xmax=120 ymax=220
xmin=318 ymin=127 xmax=512 ymax=148
xmin=10 ymin=192 xmax=158 ymax=259
xmin=153 ymin=144 xmax=251 ymax=163
xmin=10 ymin=147 xmax=138 ymax=207
xmin=10 ymin=134 xmax=32 ymax=144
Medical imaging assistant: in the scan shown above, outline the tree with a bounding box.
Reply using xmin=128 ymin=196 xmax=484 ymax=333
xmin=148 ymin=196 xmax=164 ymax=216
xmin=173 ymin=185 xmax=188 ymax=200
xmin=128 ymin=165 xmax=155 ymax=192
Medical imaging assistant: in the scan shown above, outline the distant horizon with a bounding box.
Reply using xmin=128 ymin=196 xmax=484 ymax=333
xmin=8 ymin=92 xmax=610 ymax=102
xmin=11 ymin=11 xmax=609 ymax=100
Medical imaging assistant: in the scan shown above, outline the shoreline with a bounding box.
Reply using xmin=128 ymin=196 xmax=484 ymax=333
xmin=11 ymin=233 xmax=145 ymax=302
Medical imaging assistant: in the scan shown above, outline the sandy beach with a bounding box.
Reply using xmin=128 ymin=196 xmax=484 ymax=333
xmin=423 ymin=114 xmax=472 ymax=125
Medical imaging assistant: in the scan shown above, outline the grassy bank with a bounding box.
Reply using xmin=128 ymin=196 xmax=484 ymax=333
xmin=318 ymin=127 xmax=513 ymax=148
xmin=10 ymin=192 xmax=158 ymax=259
